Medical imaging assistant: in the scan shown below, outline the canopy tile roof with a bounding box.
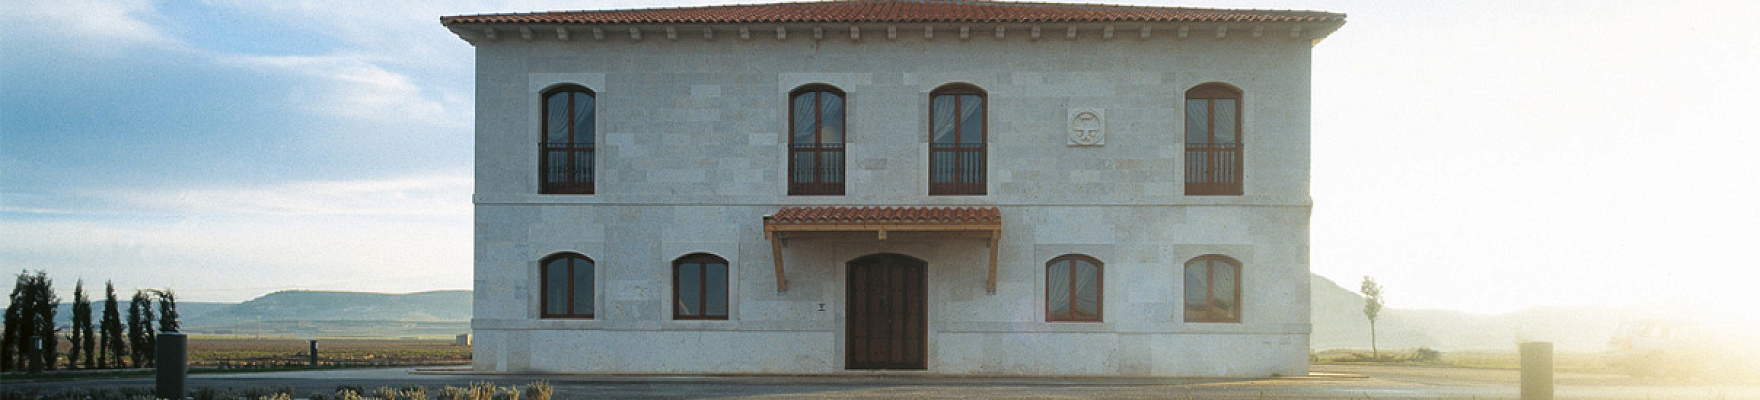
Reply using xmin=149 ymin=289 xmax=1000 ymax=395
xmin=766 ymin=206 xmax=1001 ymax=224
xmin=441 ymin=0 xmax=1344 ymax=26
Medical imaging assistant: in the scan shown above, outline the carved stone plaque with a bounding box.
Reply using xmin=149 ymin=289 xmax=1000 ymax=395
xmin=1067 ymin=108 xmax=1104 ymax=146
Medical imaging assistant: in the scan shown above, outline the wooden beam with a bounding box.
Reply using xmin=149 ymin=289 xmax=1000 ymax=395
xmin=1215 ymin=25 xmax=1228 ymax=39
xmin=1103 ymin=25 xmax=1114 ymax=40
xmin=555 ymin=27 xmax=569 ymax=41
xmin=777 ymin=26 xmax=787 ymax=40
xmin=960 ymin=26 xmax=970 ymax=40
xmin=592 ymin=27 xmax=604 ymax=40
xmin=666 ymin=27 xmax=677 ymax=40
xmin=771 ymin=238 xmax=788 ymax=292
xmin=995 ymin=26 xmax=1006 ymax=39
xmin=483 ymin=27 xmax=497 ymax=41
xmin=1289 ymin=25 xmax=1304 ymax=39
xmin=703 ymin=27 xmax=714 ymax=40
xmin=1066 ymin=26 xmax=1077 ymax=40
xmin=987 ymin=231 xmax=1000 ymax=294
xmin=628 ymin=27 xmax=641 ymax=41
xmin=1030 ymin=25 xmax=1041 ymax=40
xmin=814 ymin=27 xmax=824 ymax=40
xmin=887 ymin=25 xmax=896 ymax=40
xmin=924 ymin=25 xmax=934 ymax=39
xmin=519 ymin=27 xmax=532 ymax=41
xmin=740 ymin=27 xmax=750 ymax=40
xmin=850 ymin=26 xmax=860 ymax=40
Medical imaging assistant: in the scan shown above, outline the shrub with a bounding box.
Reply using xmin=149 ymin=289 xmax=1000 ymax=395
xmin=310 ymin=392 xmax=331 ymax=400
xmin=402 ymin=386 xmax=430 ymax=400
xmin=193 ymin=387 xmax=234 ymax=400
xmin=468 ymin=382 xmax=497 ymax=400
xmin=1412 ymin=347 xmax=1443 ymax=362
xmin=372 ymin=387 xmax=402 ymax=400
xmin=491 ymin=387 xmax=520 ymax=400
xmin=437 ymin=386 xmax=469 ymax=400
xmin=241 ymin=387 xmax=275 ymax=399
xmin=524 ymin=381 xmax=552 ymax=400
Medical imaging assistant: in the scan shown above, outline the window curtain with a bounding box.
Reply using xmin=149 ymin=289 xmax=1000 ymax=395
xmin=1047 ymin=261 xmax=1071 ymax=317
xmin=1072 ymin=260 xmax=1099 ymax=318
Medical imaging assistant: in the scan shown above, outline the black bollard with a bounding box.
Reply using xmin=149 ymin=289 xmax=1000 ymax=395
xmin=310 ymin=339 xmax=319 ymax=366
xmin=156 ymin=331 xmax=188 ymax=400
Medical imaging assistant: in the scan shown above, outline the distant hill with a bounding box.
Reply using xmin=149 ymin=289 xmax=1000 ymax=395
xmin=45 ymin=301 xmax=233 ymax=329
xmin=187 ymin=290 xmax=471 ymax=324
xmin=1310 ymin=273 xmax=1623 ymax=352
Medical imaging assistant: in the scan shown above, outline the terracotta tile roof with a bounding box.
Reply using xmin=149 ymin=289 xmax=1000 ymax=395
xmin=441 ymin=0 xmax=1343 ymax=26
xmin=766 ymin=206 xmax=1001 ymax=224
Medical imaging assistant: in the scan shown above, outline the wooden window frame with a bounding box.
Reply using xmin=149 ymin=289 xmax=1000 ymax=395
xmin=928 ymin=83 xmax=987 ymax=196
xmin=672 ymin=253 xmax=730 ymax=321
xmin=1045 ymin=254 xmax=1104 ymax=322
xmin=788 ymin=84 xmax=847 ymax=196
xmin=540 ymin=85 xmax=595 ymax=195
xmin=1185 ymin=83 xmax=1243 ymax=196
xmin=539 ymin=253 xmax=594 ymax=319
xmin=1184 ymin=255 xmax=1242 ymax=323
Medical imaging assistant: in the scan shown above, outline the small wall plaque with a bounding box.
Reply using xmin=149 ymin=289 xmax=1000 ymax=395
xmin=1067 ymin=108 xmax=1105 ymax=146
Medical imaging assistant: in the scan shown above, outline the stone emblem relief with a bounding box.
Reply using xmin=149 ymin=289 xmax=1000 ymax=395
xmin=1067 ymin=108 xmax=1105 ymax=146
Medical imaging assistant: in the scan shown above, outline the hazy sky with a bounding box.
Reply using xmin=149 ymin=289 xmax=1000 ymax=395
xmin=3 ymin=0 xmax=1756 ymax=326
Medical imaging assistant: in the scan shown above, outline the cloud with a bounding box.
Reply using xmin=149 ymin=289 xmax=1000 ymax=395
xmin=1 ymin=0 xmax=181 ymax=56
xmin=227 ymin=54 xmax=466 ymax=128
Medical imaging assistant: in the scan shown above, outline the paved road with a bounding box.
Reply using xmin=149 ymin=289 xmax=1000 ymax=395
xmin=4 ymin=365 xmax=1756 ymax=399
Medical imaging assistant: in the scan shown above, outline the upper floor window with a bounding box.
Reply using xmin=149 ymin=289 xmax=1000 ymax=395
xmin=1184 ymin=255 xmax=1241 ymax=323
xmin=541 ymin=253 xmax=594 ymax=319
xmin=929 ymin=84 xmax=986 ymax=195
xmin=789 ymin=85 xmax=846 ymax=195
xmin=673 ymin=253 xmax=729 ymax=320
xmin=1046 ymin=254 xmax=1103 ymax=322
xmin=1185 ymin=83 xmax=1243 ymax=196
xmin=542 ymin=85 xmax=595 ymax=194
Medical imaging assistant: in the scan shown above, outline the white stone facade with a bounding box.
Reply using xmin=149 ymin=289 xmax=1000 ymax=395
xmin=455 ymin=14 xmax=1332 ymax=377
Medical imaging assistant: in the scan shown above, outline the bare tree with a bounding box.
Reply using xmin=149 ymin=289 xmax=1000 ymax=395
xmin=1360 ymin=276 xmax=1385 ymax=360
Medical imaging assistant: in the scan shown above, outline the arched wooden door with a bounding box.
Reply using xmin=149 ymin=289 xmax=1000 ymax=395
xmin=845 ymin=253 xmax=927 ymax=370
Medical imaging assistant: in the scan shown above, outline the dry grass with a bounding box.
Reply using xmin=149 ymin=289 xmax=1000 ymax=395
xmin=1312 ymin=348 xmax=1610 ymax=373
xmin=187 ymin=337 xmax=470 ymax=368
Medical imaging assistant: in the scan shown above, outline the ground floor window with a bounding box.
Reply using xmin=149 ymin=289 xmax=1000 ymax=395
xmin=541 ymin=253 xmax=593 ymax=318
xmin=1046 ymin=254 xmax=1103 ymax=322
xmin=673 ymin=253 xmax=729 ymax=320
xmin=1184 ymin=255 xmax=1240 ymax=323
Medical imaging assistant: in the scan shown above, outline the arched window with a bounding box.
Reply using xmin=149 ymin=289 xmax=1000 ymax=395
xmin=929 ymin=83 xmax=986 ymax=195
xmin=1185 ymin=83 xmax=1242 ymax=196
xmin=1046 ymin=254 xmax=1103 ymax=322
xmin=540 ymin=253 xmax=594 ymax=318
xmin=541 ymin=85 xmax=595 ymax=194
xmin=789 ymin=84 xmax=845 ymax=195
xmin=1184 ymin=255 xmax=1241 ymax=323
xmin=673 ymin=253 xmax=729 ymax=320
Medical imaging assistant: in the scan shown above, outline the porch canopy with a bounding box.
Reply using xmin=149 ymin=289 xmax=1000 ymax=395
xmin=763 ymin=206 xmax=1002 ymax=293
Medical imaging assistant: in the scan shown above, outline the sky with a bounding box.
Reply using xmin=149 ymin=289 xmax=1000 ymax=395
xmin=3 ymin=0 xmax=1758 ymax=328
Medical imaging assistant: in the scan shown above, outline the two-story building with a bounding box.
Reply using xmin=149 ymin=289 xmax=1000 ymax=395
xmin=442 ymin=0 xmax=1343 ymax=377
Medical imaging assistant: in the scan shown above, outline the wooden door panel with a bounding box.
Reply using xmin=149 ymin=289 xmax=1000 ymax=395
xmin=846 ymin=254 xmax=926 ymax=370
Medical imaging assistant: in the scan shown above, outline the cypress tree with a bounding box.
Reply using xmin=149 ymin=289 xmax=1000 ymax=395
xmin=69 ymin=280 xmax=91 ymax=369
xmin=33 ymin=272 xmax=59 ymax=371
xmin=1 ymin=272 xmax=25 ymax=372
xmin=157 ymin=289 xmax=179 ymax=332
xmin=78 ymin=281 xmax=95 ymax=368
xmin=126 ymin=290 xmax=146 ymax=367
xmin=100 ymin=281 xmax=125 ymax=368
